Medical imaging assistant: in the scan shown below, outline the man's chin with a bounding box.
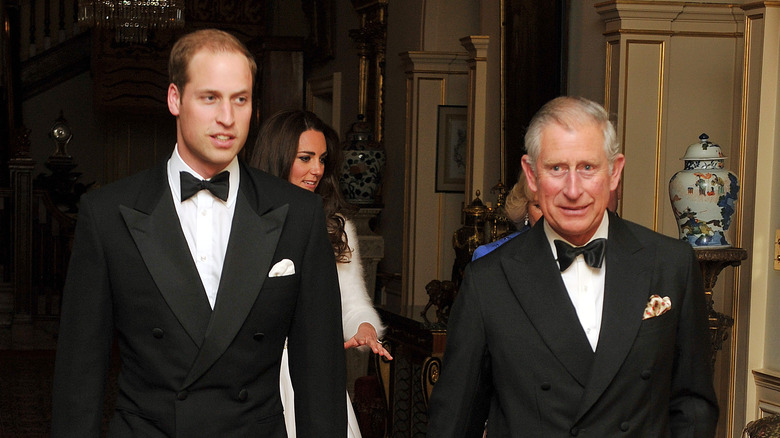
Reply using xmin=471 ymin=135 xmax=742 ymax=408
xmin=549 ymin=219 xmax=601 ymax=242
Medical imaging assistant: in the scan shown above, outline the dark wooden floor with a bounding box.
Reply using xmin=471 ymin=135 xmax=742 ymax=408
xmin=0 ymin=348 xmax=118 ymax=437
xmin=0 ymin=350 xmax=56 ymax=437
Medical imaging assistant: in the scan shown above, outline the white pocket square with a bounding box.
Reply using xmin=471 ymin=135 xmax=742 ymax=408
xmin=268 ymin=259 xmax=295 ymax=277
xmin=643 ymin=294 xmax=671 ymax=320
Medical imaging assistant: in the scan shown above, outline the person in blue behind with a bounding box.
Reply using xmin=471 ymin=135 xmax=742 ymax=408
xmin=471 ymin=174 xmax=543 ymax=261
xmin=428 ymin=96 xmax=717 ymax=437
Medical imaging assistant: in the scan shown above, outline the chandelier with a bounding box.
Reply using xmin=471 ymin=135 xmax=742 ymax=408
xmin=78 ymin=0 xmax=185 ymax=43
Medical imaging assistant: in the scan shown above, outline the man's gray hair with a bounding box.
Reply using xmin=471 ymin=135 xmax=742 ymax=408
xmin=524 ymin=96 xmax=620 ymax=171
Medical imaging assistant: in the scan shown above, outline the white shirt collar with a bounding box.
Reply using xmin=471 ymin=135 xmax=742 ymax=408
xmin=167 ymin=144 xmax=240 ymax=207
xmin=545 ymin=210 xmax=610 ymax=257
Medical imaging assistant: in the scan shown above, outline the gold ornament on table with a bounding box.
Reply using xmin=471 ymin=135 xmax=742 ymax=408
xmin=485 ymin=180 xmax=515 ymax=242
xmin=452 ymin=190 xmax=488 ymax=287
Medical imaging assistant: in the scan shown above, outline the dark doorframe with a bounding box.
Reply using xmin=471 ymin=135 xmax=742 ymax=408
xmin=503 ymin=0 xmax=568 ymax=186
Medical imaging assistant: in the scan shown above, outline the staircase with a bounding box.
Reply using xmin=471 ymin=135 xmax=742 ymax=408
xmin=12 ymin=0 xmax=91 ymax=100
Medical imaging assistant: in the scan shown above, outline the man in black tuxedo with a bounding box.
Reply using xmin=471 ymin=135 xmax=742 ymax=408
xmin=428 ymin=96 xmax=718 ymax=437
xmin=51 ymin=29 xmax=346 ymax=437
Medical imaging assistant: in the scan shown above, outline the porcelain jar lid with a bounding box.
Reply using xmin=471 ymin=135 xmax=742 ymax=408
xmin=682 ymin=133 xmax=726 ymax=161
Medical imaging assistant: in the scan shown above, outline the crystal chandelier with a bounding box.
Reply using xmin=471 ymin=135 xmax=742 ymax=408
xmin=78 ymin=0 xmax=185 ymax=44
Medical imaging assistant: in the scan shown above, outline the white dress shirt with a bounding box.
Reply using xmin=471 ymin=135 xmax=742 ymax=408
xmin=544 ymin=211 xmax=610 ymax=351
xmin=167 ymin=145 xmax=240 ymax=309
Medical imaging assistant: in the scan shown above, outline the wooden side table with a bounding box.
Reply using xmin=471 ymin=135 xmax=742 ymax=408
xmin=695 ymin=247 xmax=748 ymax=366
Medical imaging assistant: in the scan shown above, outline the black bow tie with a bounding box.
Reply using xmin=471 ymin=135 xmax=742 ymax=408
xmin=554 ymin=238 xmax=606 ymax=272
xmin=180 ymin=171 xmax=230 ymax=202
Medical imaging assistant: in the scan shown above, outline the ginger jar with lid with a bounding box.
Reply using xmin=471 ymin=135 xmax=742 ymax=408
xmin=668 ymin=133 xmax=739 ymax=248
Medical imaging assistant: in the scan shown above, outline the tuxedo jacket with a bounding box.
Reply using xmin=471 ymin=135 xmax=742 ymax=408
xmin=427 ymin=213 xmax=718 ymax=438
xmin=51 ymin=158 xmax=346 ymax=437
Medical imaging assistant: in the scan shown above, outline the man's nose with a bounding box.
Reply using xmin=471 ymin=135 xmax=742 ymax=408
xmin=216 ymin=102 xmax=235 ymax=126
xmin=562 ymin=170 xmax=583 ymax=198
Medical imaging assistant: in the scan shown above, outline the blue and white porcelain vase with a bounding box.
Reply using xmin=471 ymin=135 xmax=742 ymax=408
xmin=668 ymin=133 xmax=739 ymax=248
xmin=340 ymin=115 xmax=385 ymax=204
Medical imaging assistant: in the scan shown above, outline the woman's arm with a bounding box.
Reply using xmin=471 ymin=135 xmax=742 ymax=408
xmin=338 ymin=219 xmax=391 ymax=358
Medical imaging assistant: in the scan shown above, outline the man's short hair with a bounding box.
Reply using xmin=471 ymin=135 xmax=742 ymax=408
xmin=168 ymin=28 xmax=257 ymax=94
xmin=524 ymin=96 xmax=620 ymax=171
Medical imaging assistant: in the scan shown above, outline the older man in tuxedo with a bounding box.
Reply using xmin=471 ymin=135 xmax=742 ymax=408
xmin=51 ymin=29 xmax=346 ymax=437
xmin=428 ymin=96 xmax=718 ymax=437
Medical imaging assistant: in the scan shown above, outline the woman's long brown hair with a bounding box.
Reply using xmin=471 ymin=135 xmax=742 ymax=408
xmin=248 ymin=110 xmax=353 ymax=262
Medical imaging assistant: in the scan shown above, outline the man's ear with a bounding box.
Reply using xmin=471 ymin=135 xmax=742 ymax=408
xmin=167 ymin=84 xmax=181 ymax=116
xmin=520 ymin=155 xmax=538 ymax=193
xmin=609 ymin=154 xmax=626 ymax=192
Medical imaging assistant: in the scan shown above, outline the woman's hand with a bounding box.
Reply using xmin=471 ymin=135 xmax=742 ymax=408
xmin=344 ymin=322 xmax=393 ymax=360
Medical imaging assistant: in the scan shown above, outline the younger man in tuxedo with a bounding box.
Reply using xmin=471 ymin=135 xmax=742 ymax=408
xmin=51 ymin=29 xmax=346 ymax=437
xmin=428 ymin=96 xmax=718 ymax=437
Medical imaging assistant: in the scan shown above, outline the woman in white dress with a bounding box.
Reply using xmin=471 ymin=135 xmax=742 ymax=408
xmin=250 ymin=109 xmax=392 ymax=437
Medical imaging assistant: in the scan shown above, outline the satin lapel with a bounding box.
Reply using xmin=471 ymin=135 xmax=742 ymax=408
xmin=575 ymin=215 xmax=651 ymax=421
xmin=183 ymin=184 xmax=289 ymax=388
xmin=501 ymin=223 xmax=595 ymax=387
xmin=120 ymin=164 xmax=212 ymax=347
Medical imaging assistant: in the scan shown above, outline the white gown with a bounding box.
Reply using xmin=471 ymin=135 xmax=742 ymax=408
xmin=279 ymin=219 xmax=386 ymax=437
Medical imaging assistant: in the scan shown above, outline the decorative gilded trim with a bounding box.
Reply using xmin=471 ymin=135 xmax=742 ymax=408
xmin=732 ymin=13 xmax=759 ymax=430
xmin=604 ymin=40 xmax=616 ymax=111
xmin=653 ymin=42 xmax=664 ymax=233
xmin=604 ymin=29 xmax=743 ymax=38
xmin=735 ymin=12 xmax=755 ymax=250
xmin=622 ymin=39 xmax=665 ymax=231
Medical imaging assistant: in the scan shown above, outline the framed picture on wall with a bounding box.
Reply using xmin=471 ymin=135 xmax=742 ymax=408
xmin=436 ymin=105 xmax=468 ymax=193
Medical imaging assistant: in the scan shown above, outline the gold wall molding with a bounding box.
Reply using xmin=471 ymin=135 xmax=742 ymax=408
xmin=620 ymin=38 xmax=665 ymax=232
xmin=400 ymin=50 xmax=469 ymax=307
xmin=744 ymin=3 xmax=780 ymax=437
xmin=605 ymin=29 xmax=743 ymax=38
